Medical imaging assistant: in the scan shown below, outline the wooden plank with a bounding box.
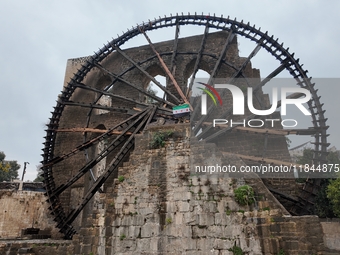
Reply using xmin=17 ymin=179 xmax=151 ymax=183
xmin=93 ymin=62 xmax=175 ymax=107
xmin=222 ymin=152 xmax=296 ymax=167
xmin=198 ymin=122 xmax=318 ymax=135
xmin=186 ymin=22 xmax=209 ymax=97
xmin=194 ymin=60 xmax=288 ymax=139
xmin=113 ymin=46 xmax=181 ymax=105
xmin=55 ymin=128 xmax=132 ymax=135
xmin=139 ymin=27 xmax=193 ymax=110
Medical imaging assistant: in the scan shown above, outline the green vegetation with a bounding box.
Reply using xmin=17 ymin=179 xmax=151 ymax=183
xmin=119 ymin=234 xmax=126 ymax=240
xmin=234 ymin=185 xmax=255 ymax=206
xmin=296 ymin=148 xmax=340 ymax=217
xmin=285 ymin=136 xmax=291 ymax=148
xmin=118 ymin=176 xmax=125 ymax=182
xmin=0 ymin=151 xmax=20 ymax=182
xmin=327 ymin=178 xmax=340 ymax=217
xmin=229 ymin=245 xmax=244 ymax=255
xmin=240 ymin=85 xmax=247 ymax=93
xmin=166 ymin=218 xmax=172 ymax=224
xmin=150 ymin=130 xmax=174 ymax=149
xmin=277 ymin=249 xmax=285 ymax=255
xmin=145 ymin=83 xmax=158 ymax=103
xmin=34 ymin=164 xmax=44 ymax=182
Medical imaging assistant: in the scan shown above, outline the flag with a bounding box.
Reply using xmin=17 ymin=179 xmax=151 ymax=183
xmin=173 ymin=104 xmax=190 ymax=118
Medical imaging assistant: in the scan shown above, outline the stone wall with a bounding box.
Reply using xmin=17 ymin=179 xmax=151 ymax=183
xmin=0 ymin=240 xmax=73 ymax=255
xmin=1 ymin=126 xmax=340 ymax=254
xmin=69 ymin=125 xmax=339 ymax=255
xmin=320 ymin=219 xmax=340 ymax=251
xmin=0 ymin=190 xmax=61 ymax=239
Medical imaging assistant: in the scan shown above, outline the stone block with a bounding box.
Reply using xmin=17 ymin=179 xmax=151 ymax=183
xmin=179 ymin=201 xmax=190 ymax=212
xmin=112 ymin=217 xmax=121 ymax=227
xmin=166 ymin=201 xmax=177 ymax=212
xmin=182 ymin=237 xmax=197 ymax=250
xmin=215 ymin=212 xmax=226 ymax=225
xmin=136 ymin=238 xmax=151 ymax=252
xmin=134 ymin=215 xmax=145 ymax=226
xmin=115 ymin=239 xmax=136 ymax=252
xmin=284 ymin=240 xmax=300 ymax=250
xmin=174 ymin=213 xmax=183 ymax=225
xmin=212 ymin=238 xmax=234 ymax=250
xmin=149 ymin=237 xmax=160 ymax=252
xmin=223 ymin=224 xmax=242 ymax=238
xmin=141 ymin=223 xmax=159 ymax=238
xmin=116 ymin=226 xmax=128 ymax=237
xmin=121 ymin=216 xmax=134 ymax=226
xmin=198 ymin=213 xmax=215 ymax=226
xmin=185 ymin=252 xmax=205 ymax=255
xmin=196 ymin=237 xmax=214 ymax=251
xmin=174 ymin=191 xmax=192 ymax=201
xmin=139 ymin=207 xmax=154 ymax=216
xmin=207 ymin=201 xmax=218 ymax=213
xmin=183 ymin=212 xmax=198 ymax=225
xmin=207 ymin=225 xmax=223 ymax=237
xmin=127 ymin=225 xmax=140 ymax=238
xmin=191 ymin=176 xmax=200 ymax=186
xmin=278 ymin=222 xmax=296 ymax=234
xmin=269 ymin=223 xmax=281 ymax=233
xmin=192 ymin=225 xmax=207 ymax=238
xmin=173 ymin=192 xmax=187 ymax=201
xmin=257 ymin=224 xmax=271 ymax=238
xmin=262 ymin=237 xmax=280 ymax=254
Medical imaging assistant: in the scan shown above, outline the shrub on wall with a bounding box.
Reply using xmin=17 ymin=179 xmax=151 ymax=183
xmin=327 ymin=178 xmax=340 ymax=217
xmin=150 ymin=130 xmax=174 ymax=149
xmin=234 ymin=185 xmax=255 ymax=206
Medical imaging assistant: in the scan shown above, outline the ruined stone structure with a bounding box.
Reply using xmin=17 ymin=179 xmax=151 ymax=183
xmin=0 ymin=189 xmax=59 ymax=239
xmin=1 ymin=128 xmax=339 ymax=254
xmin=70 ymin=125 xmax=339 ymax=254
xmin=1 ymin=14 xmax=334 ymax=255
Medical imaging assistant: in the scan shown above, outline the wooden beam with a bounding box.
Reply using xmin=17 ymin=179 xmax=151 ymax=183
xmin=198 ymin=122 xmax=318 ymax=135
xmin=55 ymin=128 xmax=132 ymax=135
xmin=233 ymin=126 xmax=317 ymax=135
xmin=139 ymin=27 xmax=193 ymax=111
xmin=186 ymin=22 xmax=209 ymax=97
xmin=222 ymin=152 xmax=296 ymax=167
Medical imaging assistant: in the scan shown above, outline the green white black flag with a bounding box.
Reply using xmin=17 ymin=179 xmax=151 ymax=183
xmin=173 ymin=104 xmax=190 ymax=117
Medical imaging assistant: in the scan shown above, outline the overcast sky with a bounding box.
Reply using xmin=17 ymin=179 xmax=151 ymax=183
xmin=1 ymin=0 xmax=339 ymax=181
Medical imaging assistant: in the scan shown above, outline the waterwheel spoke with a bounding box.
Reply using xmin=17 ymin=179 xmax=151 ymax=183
xmin=186 ymin=21 xmax=210 ymax=97
xmin=196 ymin=61 xmax=288 ymax=140
xmin=44 ymin=109 xmax=148 ymax=167
xmin=170 ymin=20 xmax=180 ymax=75
xmin=60 ymin=109 xmax=152 ymax=231
xmin=113 ymin=46 xmax=182 ymax=105
xmin=191 ymin=29 xmax=236 ymax=121
xmin=48 ymin=108 xmax=151 ymax=199
xmin=93 ymin=62 xmax=175 ymax=106
xmin=73 ymin=82 xmax=149 ymax=107
xmin=192 ymin=33 xmax=263 ymax=133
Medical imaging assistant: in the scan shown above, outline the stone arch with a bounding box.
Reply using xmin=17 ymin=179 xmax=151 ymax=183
xmin=94 ymin=73 xmax=112 ymax=90
xmin=183 ymin=58 xmax=212 ymax=81
xmin=135 ymin=64 xmax=166 ymax=102
xmin=143 ymin=64 xmax=166 ymax=88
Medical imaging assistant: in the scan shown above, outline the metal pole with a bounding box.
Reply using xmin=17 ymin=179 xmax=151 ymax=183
xmin=21 ymin=162 xmax=29 ymax=181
